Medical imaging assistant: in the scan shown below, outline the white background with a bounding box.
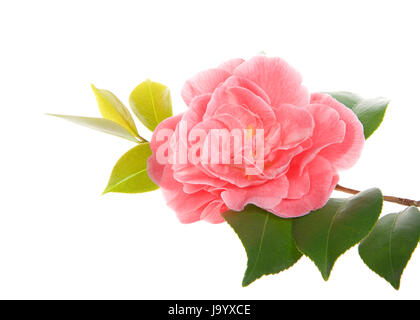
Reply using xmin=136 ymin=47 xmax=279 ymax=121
xmin=0 ymin=0 xmax=419 ymax=299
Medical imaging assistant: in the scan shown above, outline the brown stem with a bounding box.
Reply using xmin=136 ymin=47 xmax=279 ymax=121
xmin=335 ymin=184 xmax=420 ymax=207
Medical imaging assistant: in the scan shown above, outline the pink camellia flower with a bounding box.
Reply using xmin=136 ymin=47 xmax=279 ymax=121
xmin=147 ymin=56 xmax=364 ymax=223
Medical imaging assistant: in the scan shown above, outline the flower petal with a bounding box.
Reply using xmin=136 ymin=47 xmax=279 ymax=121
xmin=181 ymin=69 xmax=231 ymax=105
xmin=311 ymin=93 xmax=365 ymax=170
xmin=272 ymin=103 xmax=314 ymax=149
xmin=271 ymin=157 xmax=336 ymax=218
xmin=159 ymin=165 xmax=224 ymax=224
xmin=147 ymin=113 xmax=184 ymax=185
xmin=218 ymin=58 xmax=245 ymax=73
xmin=205 ymin=85 xmax=277 ymax=127
xmin=285 ymin=166 xmax=311 ymax=199
xmin=234 ymin=56 xmax=309 ymax=107
xmin=293 ymin=103 xmax=346 ymax=174
xmin=200 ymin=200 xmax=228 ymax=224
xmin=222 ymin=75 xmax=271 ymax=104
xmin=221 ymin=175 xmax=288 ymax=211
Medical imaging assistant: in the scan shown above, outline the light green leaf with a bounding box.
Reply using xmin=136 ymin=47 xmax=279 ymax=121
xmin=292 ymin=188 xmax=383 ymax=280
xmin=359 ymin=206 xmax=420 ymax=289
xmin=91 ymin=84 xmax=140 ymax=138
xmin=326 ymin=91 xmax=389 ymax=139
xmin=223 ymin=205 xmax=302 ymax=287
xmin=129 ymin=79 xmax=172 ymax=131
xmin=103 ymin=143 xmax=158 ymax=194
xmin=47 ymin=114 xmax=140 ymax=143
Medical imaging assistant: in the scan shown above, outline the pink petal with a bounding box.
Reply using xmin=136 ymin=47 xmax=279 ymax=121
xmin=222 ymin=75 xmax=271 ymax=104
xmin=233 ymin=56 xmax=309 ymax=107
xmin=263 ymin=144 xmax=305 ymax=179
xmin=181 ymin=94 xmax=211 ymax=129
xmin=172 ymin=164 xmax=228 ymax=188
xmin=200 ymin=200 xmax=228 ymax=224
xmin=147 ymin=153 xmax=165 ymax=186
xmin=285 ymin=166 xmax=311 ymax=199
xmin=167 ymin=188 xmax=217 ymax=213
xmin=272 ymin=103 xmax=314 ymax=149
xmin=218 ymin=58 xmax=245 ymax=73
xmin=293 ymin=103 xmax=346 ymax=175
xmin=221 ymin=176 xmax=288 ymax=211
xmin=173 ymin=202 xmax=207 ymax=224
xmin=181 ymin=69 xmax=231 ymax=105
xmin=202 ymin=162 xmax=263 ymax=188
xmin=148 ymin=113 xmax=184 ymax=186
xmin=182 ymin=183 xmax=205 ymax=194
xmin=271 ymin=156 xmax=336 ymax=218
xmin=159 ymin=165 xmax=224 ymax=224
xmin=150 ymin=113 xmax=183 ymax=153
xmin=205 ymin=85 xmax=277 ymax=127
xmin=212 ymin=103 xmax=262 ymax=129
xmin=311 ymin=93 xmax=365 ymax=170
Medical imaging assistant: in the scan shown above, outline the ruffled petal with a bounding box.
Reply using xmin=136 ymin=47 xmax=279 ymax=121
xmin=159 ymin=165 xmax=223 ymax=224
xmin=221 ymin=175 xmax=288 ymax=211
xmin=292 ymin=103 xmax=346 ymax=174
xmin=221 ymin=75 xmax=271 ymax=104
xmin=285 ymin=166 xmax=311 ymax=199
xmin=181 ymin=69 xmax=231 ymax=105
xmin=311 ymin=93 xmax=365 ymax=170
xmin=205 ymin=85 xmax=277 ymax=127
xmin=181 ymin=94 xmax=211 ymax=129
xmin=271 ymin=157 xmax=336 ymax=218
xmin=150 ymin=113 xmax=183 ymax=153
xmin=218 ymin=58 xmax=245 ymax=73
xmin=272 ymin=103 xmax=314 ymax=149
xmin=233 ymin=56 xmax=309 ymax=107
xmin=200 ymin=200 xmax=228 ymax=224
xmin=148 ymin=113 xmax=184 ymax=186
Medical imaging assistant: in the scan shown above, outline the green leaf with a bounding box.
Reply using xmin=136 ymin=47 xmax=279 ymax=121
xmin=91 ymin=84 xmax=140 ymax=138
xmin=326 ymin=91 xmax=390 ymax=139
xmin=129 ymin=79 xmax=173 ymax=131
xmin=359 ymin=206 xmax=420 ymax=289
xmin=47 ymin=114 xmax=140 ymax=143
xmin=223 ymin=205 xmax=302 ymax=287
xmin=292 ymin=188 xmax=383 ymax=280
xmin=103 ymin=143 xmax=158 ymax=194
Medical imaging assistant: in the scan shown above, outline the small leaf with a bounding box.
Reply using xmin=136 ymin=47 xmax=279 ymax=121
xmin=91 ymin=84 xmax=140 ymax=138
xmin=327 ymin=91 xmax=390 ymax=139
xmin=292 ymin=188 xmax=383 ymax=280
xmin=223 ymin=205 xmax=302 ymax=287
xmin=47 ymin=114 xmax=140 ymax=143
xmin=104 ymin=143 xmax=158 ymax=194
xmin=129 ymin=79 xmax=173 ymax=131
xmin=359 ymin=206 xmax=420 ymax=289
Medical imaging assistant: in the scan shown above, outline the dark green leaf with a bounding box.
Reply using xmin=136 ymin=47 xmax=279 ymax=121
xmin=103 ymin=143 xmax=158 ymax=194
xmin=223 ymin=205 xmax=302 ymax=287
xmin=327 ymin=91 xmax=389 ymax=139
xmin=359 ymin=206 xmax=420 ymax=289
xmin=292 ymin=188 xmax=383 ymax=280
xmin=129 ymin=79 xmax=173 ymax=131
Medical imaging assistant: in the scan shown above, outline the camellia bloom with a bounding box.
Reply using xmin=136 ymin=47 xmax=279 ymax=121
xmin=147 ymin=56 xmax=364 ymax=223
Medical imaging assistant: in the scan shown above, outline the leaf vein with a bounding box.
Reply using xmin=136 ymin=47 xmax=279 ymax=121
xmin=388 ymin=214 xmax=399 ymax=287
xmin=247 ymin=213 xmax=269 ymax=281
xmin=106 ymin=168 xmax=147 ymax=192
xmin=147 ymin=81 xmax=160 ymax=126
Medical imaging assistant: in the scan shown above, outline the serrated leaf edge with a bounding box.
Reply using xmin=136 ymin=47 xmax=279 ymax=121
xmin=358 ymin=208 xmax=420 ymax=290
xmin=294 ymin=189 xmax=383 ymax=281
xmin=224 ymin=213 xmax=302 ymax=287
